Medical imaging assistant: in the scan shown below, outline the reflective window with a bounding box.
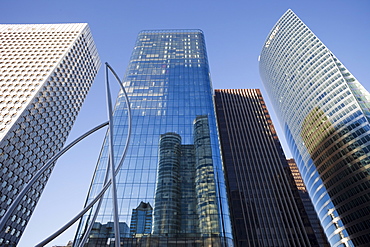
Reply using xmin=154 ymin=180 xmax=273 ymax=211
xmin=74 ymin=30 xmax=233 ymax=246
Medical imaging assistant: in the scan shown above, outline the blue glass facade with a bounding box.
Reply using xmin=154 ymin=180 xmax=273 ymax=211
xmin=260 ymin=10 xmax=370 ymax=247
xmin=129 ymin=201 xmax=152 ymax=237
xmin=74 ymin=30 xmax=232 ymax=246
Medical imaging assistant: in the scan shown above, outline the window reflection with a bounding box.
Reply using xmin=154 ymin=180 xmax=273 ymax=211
xmin=74 ymin=30 xmax=233 ymax=247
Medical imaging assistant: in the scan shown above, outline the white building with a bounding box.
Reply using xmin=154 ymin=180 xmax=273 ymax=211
xmin=260 ymin=9 xmax=370 ymax=246
xmin=0 ymin=23 xmax=100 ymax=245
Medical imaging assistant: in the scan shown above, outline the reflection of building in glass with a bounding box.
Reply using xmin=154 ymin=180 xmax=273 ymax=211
xmin=287 ymin=159 xmax=306 ymax=192
xmin=215 ymin=89 xmax=323 ymax=246
xmin=153 ymin=115 xmax=218 ymax=238
xmin=130 ymin=202 xmax=153 ymax=237
xmin=179 ymin=144 xmax=198 ymax=235
xmin=0 ymin=23 xmax=100 ymax=246
xmin=154 ymin=133 xmax=182 ymax=236
xmin=260 ymin=9 xmax=370 ymax=246
xmin=193 ymin=116 xmax=220 ymax=236
xmin=74 ymin=30 xmax=233 ymax=246
xmin=83 ymin=222 xmax=130 ymax=247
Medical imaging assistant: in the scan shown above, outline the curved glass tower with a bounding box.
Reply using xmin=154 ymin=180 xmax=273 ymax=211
xmin=74 ymin=30 xmax=233 ymax=246
xmin=259 ymin=10 xmax=370 ymax=247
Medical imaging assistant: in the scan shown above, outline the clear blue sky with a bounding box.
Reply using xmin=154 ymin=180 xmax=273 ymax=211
xmin=1 ymin=0 xmax=369 ymax=246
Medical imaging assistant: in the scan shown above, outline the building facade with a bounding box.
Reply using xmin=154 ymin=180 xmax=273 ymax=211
xmin=286 ymin=159 xmax=329 ymax=247
xmin=129 ymin=202 xmax=153 ymax=238
xmin=215 ymin=88 xmax=324 ymax=246
xmin=260 ymin=9 xmax=370 ymax=246
xmin=0 ymin=23 xmax=100 ymax=245
xmin=73 ymin=30 xmax=233 ymax=246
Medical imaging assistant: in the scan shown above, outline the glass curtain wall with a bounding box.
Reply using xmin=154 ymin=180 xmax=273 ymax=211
xmin=74 ymin=30 xmax=233 ymax=247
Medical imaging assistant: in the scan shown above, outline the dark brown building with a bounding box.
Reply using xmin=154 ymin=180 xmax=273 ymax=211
xmin=215 ymin=89 xmax=328 ymax=247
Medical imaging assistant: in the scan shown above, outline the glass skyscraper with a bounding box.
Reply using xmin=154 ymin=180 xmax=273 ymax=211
xmin=260 ymin=9 xmax=370 ymax=246
xmin=215 ymin=89 xmax=327 ymax=247
xmin=0 ymin=23 xmax=100 ymax=245
xmin=129 ymin=201 xmax=152 ymax=237
xmin=74 ymin=30 xmax=233 ymax=246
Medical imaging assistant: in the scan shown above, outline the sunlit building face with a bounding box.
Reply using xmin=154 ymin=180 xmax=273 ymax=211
xmin=260 ymin=9 xmax=370 ymax=246
xmin=74 ymin=30 xmax=233 ymax=246
xmin=0 ymin=23 xmax=100 ymax=246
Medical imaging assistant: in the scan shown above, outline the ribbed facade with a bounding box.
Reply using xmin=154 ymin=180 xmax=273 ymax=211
xmin=260 ymin=9 xmax=370 ymax=246
xmin=286 ymin=159 xmax=329 ymax=247
xmin=74 ymin=30 xmax=233 ymax=247
xmin=215 ymin=88 xmax=320 ymax=246
xmin=0 ymin=23 xmax=100 ymax=245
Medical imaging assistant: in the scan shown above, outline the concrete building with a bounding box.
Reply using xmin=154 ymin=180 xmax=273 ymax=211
xmin=0 ymin=23 xmax=100 ymax=246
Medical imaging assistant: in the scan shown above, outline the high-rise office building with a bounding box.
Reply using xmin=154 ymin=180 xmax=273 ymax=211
xmin=87 ymin=222 xmax=130 ymax=246
xmin=0 ymin=23 xmax=100 ymax=245
xmin=129 ymin=202 xmax=153 ymax=238
xmin=260 ymin=9 xmax=370 ymax=246
xmin=215 ymin=88 xmax=324 ymax=246
xmin=287 ymin=159 xmax=306 ymax=192
xmin=74 ymin=30 xmax=233 ymax=246
xmin=286 ymin=159 xmax=329 ymax=247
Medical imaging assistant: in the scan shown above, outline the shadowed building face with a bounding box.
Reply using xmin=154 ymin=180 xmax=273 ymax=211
xmin=214 ymin=89 xmax=327 ymax=247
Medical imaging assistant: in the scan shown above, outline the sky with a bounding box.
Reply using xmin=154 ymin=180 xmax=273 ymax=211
xmin=1 ymin=0 xmax=369 ymax=246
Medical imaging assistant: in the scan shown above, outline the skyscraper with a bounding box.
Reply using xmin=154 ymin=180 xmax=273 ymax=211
xmin=74 ymin=30 xmax=233 ymax=246
xmin=260 ymin=9 xmax=370 ymax=246
xmin=286 ymin=159 xmax=329 ymax=247
xmin=129 ymin=202 xmax=153 ymax=238
xmin=215 ymin=88 xmax=322 ymax=246
xmin=0 ymin=23 xmax=100 ymax=245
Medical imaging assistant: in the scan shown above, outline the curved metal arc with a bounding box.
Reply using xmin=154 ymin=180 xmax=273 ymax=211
xmin=77 ymin=63 xmax=132 ymax=247
xmin=0 ymin=121 xmax=109 ymax=233
xmin=105 ymin=62 xmax=133 ymax=179
xmin=36 ymin=63 xmax=132 ymax=247
xmin=36 ymin=172 xmax=113 ymax=247
xmin=104 ymin=63 xmax=121 ymax=247
xmin=77 ymin=163 xmax=109 ymax=247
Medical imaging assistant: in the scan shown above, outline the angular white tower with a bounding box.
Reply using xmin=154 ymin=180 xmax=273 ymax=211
xmin=0 ymin=23 xmax=100 ymax=245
